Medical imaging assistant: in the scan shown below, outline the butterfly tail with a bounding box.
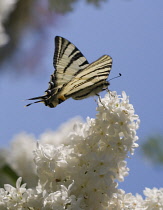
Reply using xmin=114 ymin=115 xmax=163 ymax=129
xmin=25 ymin=100 xmax=44 ymax=107
xmin=25 ymin=95 xmax=47 ymax=107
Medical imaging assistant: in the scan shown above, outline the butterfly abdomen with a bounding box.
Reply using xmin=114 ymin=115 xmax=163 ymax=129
xmin=44 ymin=93 xmax=67 ymax=108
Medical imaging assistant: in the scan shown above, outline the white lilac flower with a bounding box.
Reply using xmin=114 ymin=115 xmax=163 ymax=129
xmin=34 ymin=143 xmax=73 ymax=192
xmin=1 ymin=177 xmax=27 ymax=209
xmin=143 ymin=188 xmax=163 ymax=209
xmin=1 ymin=118 xmax=82 ymax=189
xmin=5 ymin=132 xmax=38 ymax=187
xmin=108 ymin=189 xmax=144 ymax=209
xmin=31 ymin=91 xmax=140 ymax=209
xmin=0 ymin=177 xmax=44 ymax=209
xmin=1 ymin=91 xmax=156 ymax=210
xmin=43 ymin=184 xmax=72 ymax=209
xmin=39 ymin=117 xmax=83 ymax=146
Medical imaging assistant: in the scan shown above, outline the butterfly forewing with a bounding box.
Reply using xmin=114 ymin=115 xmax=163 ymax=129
xmin=53 ymin=36 xmax=89 ymax=89
xmin=59 ymin=55 xmax=112 ymax=99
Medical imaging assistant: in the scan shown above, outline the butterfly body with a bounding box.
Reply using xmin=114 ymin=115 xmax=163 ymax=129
xmin=26 ymin=36 xmax=112 ymax=108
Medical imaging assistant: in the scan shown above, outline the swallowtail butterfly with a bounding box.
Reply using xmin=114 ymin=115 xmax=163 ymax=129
xmin=26 ymin=36 xmax=113 ymax=108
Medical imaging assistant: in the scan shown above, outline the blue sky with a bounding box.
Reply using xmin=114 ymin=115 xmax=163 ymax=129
xmin=1 ymin=0 xmax=163 ymax=195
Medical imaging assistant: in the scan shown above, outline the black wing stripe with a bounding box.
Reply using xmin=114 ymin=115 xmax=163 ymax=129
xmin=59 ymin=41 xmax=69 ymax=62
xmin=79 ymin=60 xmax=89 ymax=67
xmin=53 ymin=36 xmax=69 ymax=68
xmin=79 ymin=66 xmax=111 ymax=79
xmin=68 ymin=47 xmax=79 ymax=57
xmin=64 ymin=51 xmax=85 ymax=73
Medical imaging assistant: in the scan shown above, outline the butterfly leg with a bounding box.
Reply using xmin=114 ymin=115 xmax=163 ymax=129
xmin=106 ymin=88 xmax=116 ymax=99
xmin=96 ymin=94 xmax=107 ymax=109
xmin=106 ymin=88 xmax=112 ymax=99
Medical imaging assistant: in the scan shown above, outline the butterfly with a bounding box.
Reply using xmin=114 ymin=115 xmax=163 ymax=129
xmin=26 ymin=36 xmax=113 ymax=108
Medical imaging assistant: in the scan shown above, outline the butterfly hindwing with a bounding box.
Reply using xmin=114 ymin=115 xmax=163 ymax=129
xmin=52 ymin=36 xmax=89 ymax=89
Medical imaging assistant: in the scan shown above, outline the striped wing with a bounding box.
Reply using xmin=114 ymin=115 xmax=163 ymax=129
xmin=50 ymin=36 xmax=89 ymax=90
xmin=60 ymin=55 xmax=112 ymax=99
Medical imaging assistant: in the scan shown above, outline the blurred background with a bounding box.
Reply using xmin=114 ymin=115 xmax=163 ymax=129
xmin=0 ymin=0 xmax=163 ymax=195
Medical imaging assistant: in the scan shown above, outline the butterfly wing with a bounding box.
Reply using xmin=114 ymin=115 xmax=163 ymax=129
xmin=59 ymin=55 xmax=112 ymax=100
xmin=50 ymin=36 xmax=89 ymax=90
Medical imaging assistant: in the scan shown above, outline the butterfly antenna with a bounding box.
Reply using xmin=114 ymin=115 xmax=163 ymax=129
xmin=108 ymin=73 xmax=122 ymax=82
